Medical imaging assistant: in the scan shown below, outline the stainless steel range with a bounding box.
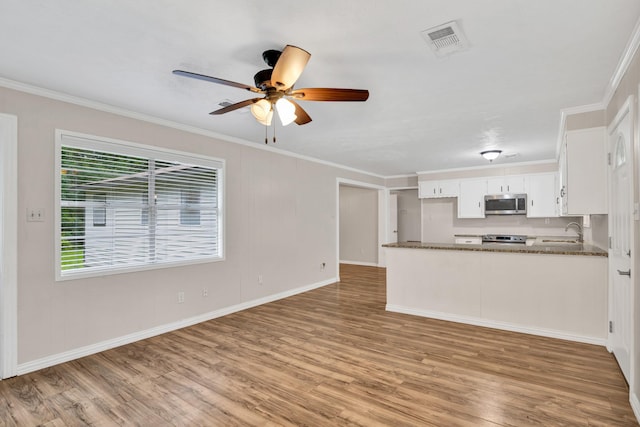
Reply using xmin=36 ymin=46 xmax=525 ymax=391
xmin=481 ymin=234 xmax=527 ymax=244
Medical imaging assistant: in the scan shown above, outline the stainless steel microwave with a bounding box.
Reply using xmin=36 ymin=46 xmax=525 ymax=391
xmin=484 ymin=194 xmax=527 ymax=215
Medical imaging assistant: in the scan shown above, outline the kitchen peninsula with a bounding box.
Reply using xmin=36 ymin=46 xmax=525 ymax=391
xmin=383 ymin=240 xmax=608 ymax=345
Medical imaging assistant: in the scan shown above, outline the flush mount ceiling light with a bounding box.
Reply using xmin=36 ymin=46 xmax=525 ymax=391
xmin=480 ymin=150 xmax=502 ymax=161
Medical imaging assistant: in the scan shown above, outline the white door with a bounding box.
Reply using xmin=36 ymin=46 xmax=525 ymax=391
xmin=388 ymin=193 xmax=398 ymax=243
xmin=608 ymin=104 xmax=633 ymax=384
xmin=0 ymin=114 xmax=18 ymax=379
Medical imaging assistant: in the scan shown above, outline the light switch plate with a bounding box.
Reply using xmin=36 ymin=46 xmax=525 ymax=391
xmin=26 ymin=208 xmax=44 ymax=222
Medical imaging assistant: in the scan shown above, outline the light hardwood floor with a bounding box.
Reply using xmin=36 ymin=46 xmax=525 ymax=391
xmin=0 ymin=264 xmax=636 ymax=426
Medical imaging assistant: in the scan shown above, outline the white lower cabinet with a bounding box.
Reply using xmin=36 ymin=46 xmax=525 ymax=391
xmin=525 ymin=173 xmax=559 ymax=218
xmin=458 ymin=179 xmax=487 ymax=218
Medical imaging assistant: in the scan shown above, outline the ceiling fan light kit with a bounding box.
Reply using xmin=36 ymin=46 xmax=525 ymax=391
xmin=173 ymin=44 xmax=369 ymax=137
xmin=250 ymin=99 xmax=273 ymax=126
xmin=275 ymin=98 xmax=297 ymax=126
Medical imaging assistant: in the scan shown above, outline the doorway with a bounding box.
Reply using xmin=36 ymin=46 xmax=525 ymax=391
xmin=336 ymin=179 xmax=387 ymax=273
xmin=391 ymin=189 xmax=420 ymax=242
xmin=0 ymin=114 xmax=18 ymax=379
xmin=338 ymin=184 xmax=379 ymax=266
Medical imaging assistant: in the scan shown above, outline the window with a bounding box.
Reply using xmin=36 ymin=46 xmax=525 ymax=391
xmin=56 ymin=131 xmax=224 ymax=279
xmin=92 ymin=193 xmax=106 ymax=227
xmin=180 ymin=189 xmax=201 ymax=226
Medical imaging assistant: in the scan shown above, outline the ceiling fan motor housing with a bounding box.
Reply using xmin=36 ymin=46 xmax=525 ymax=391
xmin=262 ymin=49 xmax=281 ymax=67
xmin=253 ymin=69 xmax=273 ymax=90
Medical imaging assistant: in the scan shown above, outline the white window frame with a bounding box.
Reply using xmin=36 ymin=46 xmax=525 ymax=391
xmin=55 ymin=130 xmax=225 ymax=281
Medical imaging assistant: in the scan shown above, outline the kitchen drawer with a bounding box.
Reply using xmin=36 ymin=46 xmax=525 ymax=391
xmin=455 ymin=237 xmax=482 ymax=245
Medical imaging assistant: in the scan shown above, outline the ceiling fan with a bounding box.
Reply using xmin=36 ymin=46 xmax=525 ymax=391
xmin=173 ymin=45 xmax=369 ymax=128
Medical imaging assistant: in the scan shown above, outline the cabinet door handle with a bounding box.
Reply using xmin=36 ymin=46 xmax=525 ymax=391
xmin=556 ymin=197 xmax=559 ymax=204
xmin=617 ymin=269 xmax=631 ymax=277
xmin=507 ymin=185 xmax=510 ymax=192
xmin=531 ymin=200 xmax=534 ymax=206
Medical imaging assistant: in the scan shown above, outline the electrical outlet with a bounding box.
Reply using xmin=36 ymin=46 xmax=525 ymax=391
xmin=178 ymin=291 xmax=185 ymax=303
xmin=202 ymin=288 xmax=208 ymax=297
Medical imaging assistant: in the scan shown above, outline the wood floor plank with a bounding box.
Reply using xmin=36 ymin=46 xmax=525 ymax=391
xmin=0 ymin=264 xmax=635 ymax=425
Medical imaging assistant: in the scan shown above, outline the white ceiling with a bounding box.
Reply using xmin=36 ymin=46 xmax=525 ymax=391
xmin=1 ymin=1 xmax=639 ymax=176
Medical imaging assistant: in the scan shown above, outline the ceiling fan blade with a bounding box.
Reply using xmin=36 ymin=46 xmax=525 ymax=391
xmin=209 ymin=98 xmax=262 ymax=115
xmin=271 ymin=45 xmax=311 ymax=91
xmin=289 ymin=88 xmax=369 ymax=102
xmin=290 ymin=100 xmax=312 ymax=125
xmin=173 ymin=70 xmax=263 ymax=93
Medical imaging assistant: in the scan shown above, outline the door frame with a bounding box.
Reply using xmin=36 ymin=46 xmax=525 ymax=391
xmin=0 ymin=114 xmax=18 ymax=379
xmin=336 ymin=178 xmax=386 ymax=278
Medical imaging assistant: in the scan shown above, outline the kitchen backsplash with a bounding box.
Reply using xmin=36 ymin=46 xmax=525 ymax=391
xmin=421 ymin=198 xmax=607 ymax=248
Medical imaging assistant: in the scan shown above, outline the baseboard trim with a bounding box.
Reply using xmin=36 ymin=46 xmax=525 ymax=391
xmin=339 ymin=260 xmax=380 ymax=267
xmin=385 ymin=304 xmax=607 ymax=347
xmin=17 ymin=277 xmax=337 ymax=376
xmin=630 ymin=392 xmax=640 ymax=424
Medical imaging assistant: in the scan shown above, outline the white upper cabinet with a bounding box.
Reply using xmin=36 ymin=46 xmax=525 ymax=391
xmin=525 ymin=172 xmax=559 ymax=218
xmin=559 ymin=127 xmax=607 ymax=215
xmin=419 ymin=179 xmax=459 ymax=198
xmin=486 ymin=176 xmax=526 ymax=194
xmin=458 ymin=179 xmax=487 ymax=218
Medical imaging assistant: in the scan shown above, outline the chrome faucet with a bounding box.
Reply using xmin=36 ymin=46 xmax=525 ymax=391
xmin=565 ymin=222 xmax=583 ymax=243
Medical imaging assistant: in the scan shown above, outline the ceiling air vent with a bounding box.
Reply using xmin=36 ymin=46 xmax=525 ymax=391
xmin=218 ymin=98 xmax=248 ymax=113
xmin=420 ymin=20 xmax=469 ymax=58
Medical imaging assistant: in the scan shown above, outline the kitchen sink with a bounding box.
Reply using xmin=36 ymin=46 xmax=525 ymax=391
xmin=538 ymin=238 xmax=581 ymax=245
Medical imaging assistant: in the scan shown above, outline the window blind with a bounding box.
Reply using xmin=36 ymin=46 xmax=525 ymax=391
xmin=58 ymin=133 xmax=223 ymax=278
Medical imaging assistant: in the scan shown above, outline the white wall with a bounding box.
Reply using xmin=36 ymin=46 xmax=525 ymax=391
xmin=339 ymin=185 xmax=378 ymax=265
xmin=0 ymin=85 xmax=383 ymax=369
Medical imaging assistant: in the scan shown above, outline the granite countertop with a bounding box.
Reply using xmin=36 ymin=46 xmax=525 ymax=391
xmin=382 ymin=240 xmax=608 ymax=257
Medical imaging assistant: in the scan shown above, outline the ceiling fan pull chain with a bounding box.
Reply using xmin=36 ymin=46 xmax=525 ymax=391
xmin=264 ymin=124 xmax=268 ymax=144
xmin=273 ymin=123 xmax=277 ymax=143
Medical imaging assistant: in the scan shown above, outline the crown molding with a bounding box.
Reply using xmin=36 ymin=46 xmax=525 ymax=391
xmin=556 ymin=16 xmax=640 ymax=159
xmin=555 ymin=102 xmax=606 ymax=159
xmin=416 ymin=159 xmax=557 ymax=176
xmin=0 ymin=77 xmax=386 ymax=180
xmin=383 ymin=173 xmax=418 ymax=179
xmin=603 ymin=15 xmax=640 ymax=106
